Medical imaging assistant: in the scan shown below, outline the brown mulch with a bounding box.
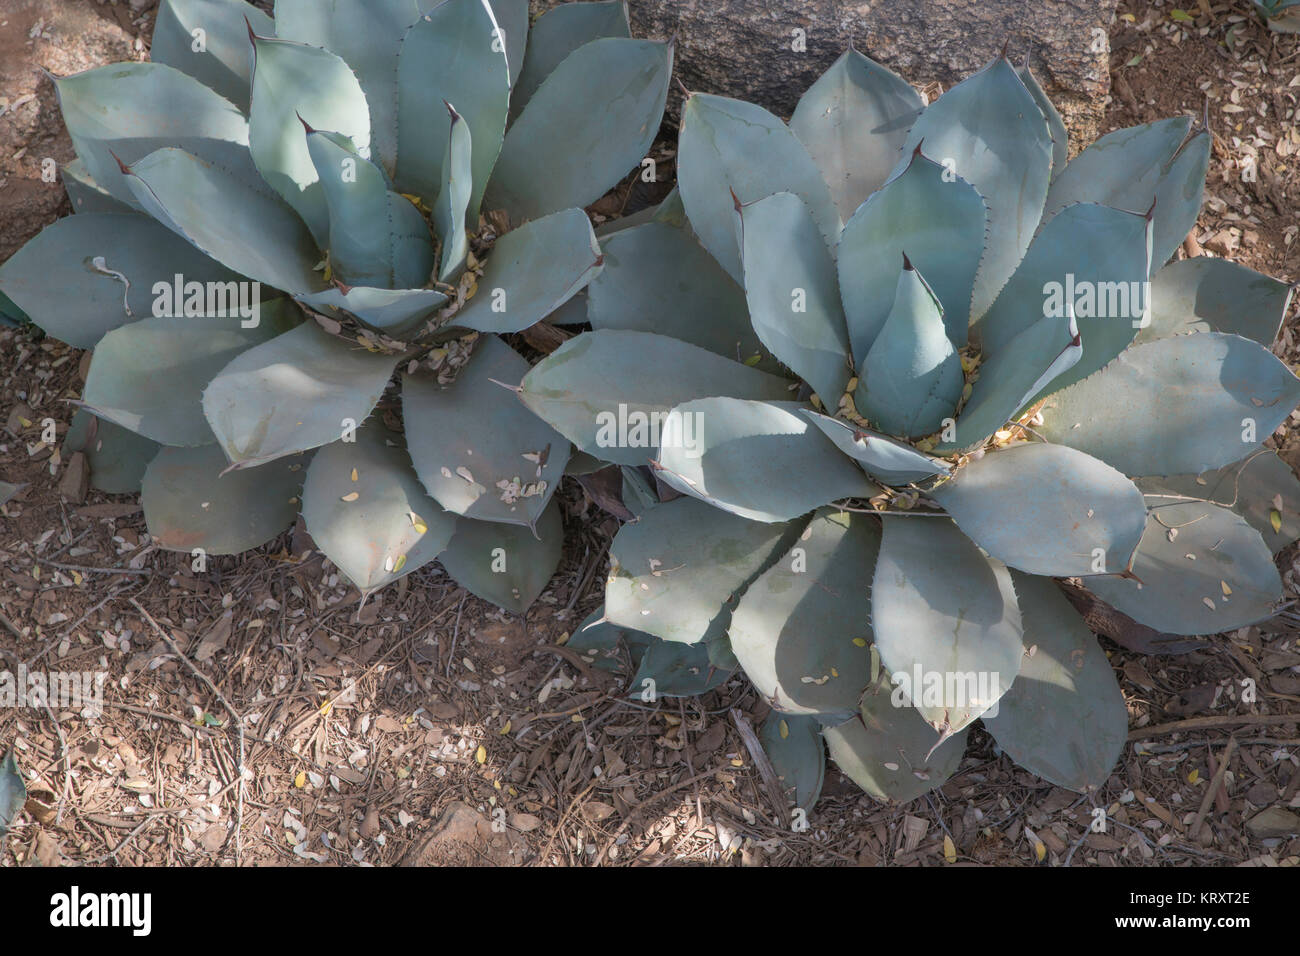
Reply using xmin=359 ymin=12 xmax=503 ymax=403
xmin=1 ymin=0 xmax=1299 ymax=868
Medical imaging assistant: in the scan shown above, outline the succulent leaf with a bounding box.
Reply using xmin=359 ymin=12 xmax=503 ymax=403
xmin=930 ymin=443 xmax=1147 ymax=577
xmin=737 ymin=191 xmax=852 ymax=406
xmin=54 ymin=61 xmax=254 ymax=207
xmin=248 ymin=32 xmax=371 ymax=246
xmin=142 ymin=443 xmax=304 ymax=555
xmin=152 ymin=0 xmax=272 ymax=111
xmin=838 ymin=149 xmax=987 ymax=357
xmin=488 ymin=37 xmax=673 ymax=221
xmin=125 ymin=147 xmax=327 ymax=295
xmin=972 ymin=202 xmax=1152 ymax=395
xmin=1086 ymin=498 xmax=1282 ymax=635
xmin=789 ymin=49 xmax=924 ymax=219
xmin=518 ymin=330 xmax=793 ymax=468
xmin=871 ymin=516 xmax=1023 ymax=732
xmin=760 ymin=712 xmax=826 ymax=813
xmin=982 ymin=572 xmax=1127 ymax=793
xmin=565 ymin=606 xmax=656 ymax=673
xmin=822 ymin=683 xmax=969 ymax=803
xmin=855 ymin=262 xmax=963 ymax=438
xmin=437 ymin=498 xmax=563 ymax=613
xmin=729 ymin=508 xmax=879 ymax=717
xmin=897 ymin=57 xmax=1053 ymax=322
xmin=1137 ymin=451 xmax=1300 ymax=554
xmin=628 ymin=637 xmax=734 ymax=698
xmin=396 ymin=0 xmax=510 ymax=217
xmin=449 ymin=207 xmax=600 ymax=334
xmin=65 ymin=409 xmax=161 ymax=495
xmin=82 ymin=311 xmax=294 ymax=446
xmin=486 ymin=0 xmax=530 ymax=85
xmin=305 ymin=129 xmax=435 ymax=290
xmin=800 ymin=410 xmax=949 ymax=485
xmin=512 ymin=0 xmax=631 ymax=116
xmin=1037 ymin=332 xmax=1300 ymax=477
xmin=1042 ymin=118 xmax=1210 ymax=268
xmin=0 ymin=212 xmax=245 ymax=349
xmin=604 ymin=496 xmax=802 ymax=645
xmin=433 ymin=105 xmax=473 ymax=283
xmin=1015 ymin=62 xmax=1068 ymax=178
xmin=588 ymin=220 xmax=768 ymax=366
xmin=1138 ymin=256 xmax=1294 ymax=347
xmin=403 ymin=336 xmax=570 ymax=527
xmin=202 ymin=321 xmax=404 ymax=468
xmin=654 ymin=398 xmax=879 ymax=522
xmin=301 ymin=425 xmax=456 ymax=593
xmin=296 ymin=286 xmax=448 ymax=339
xmin=60 ymin=159 xmax=134 ymax=215
xmin=678 ymin=93 xmax=840 ymax=284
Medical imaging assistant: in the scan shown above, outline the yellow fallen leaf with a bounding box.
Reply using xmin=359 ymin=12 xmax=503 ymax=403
xmin=1188 ymin=768 xmax=1200 ymax=784
xmin=340 ymin=491 xmax=359 ymax=502
xmin=1221 ymin=580 xmax=1232 ymax=596
xmin=72 ymin=570 xmax=83 ymax=586
xmin=852 ymin=637 xmax=868 ymax=647
xmin=319 ymin=699 xmax=332 ymax=717
xmin=393 ymin=554 xmax=407 ymax=572
xmin=350 ymin=468 xmax=358 ymax=481
xmin=475 ymin=745 xmax=487 ymax=764
xmin=410 ymin=511 xmax=428 ymax=534
xmin=294 ymin=771 xmax=306 ymax=789
xmin=943 ymin=834 xmax=957 ymax=864
xmin=1032 ymin=837 xmax=1046 ymax=863
xmin=1271 ymin=509 xmax=1283 ymax=534
xmin=499 ymin=720 xmax=511 ymax=735
xmin=779 ymin=719 xmax=789 ymax=740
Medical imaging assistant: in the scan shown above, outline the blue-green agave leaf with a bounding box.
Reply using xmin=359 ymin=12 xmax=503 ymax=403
xmin=855 ymin=262 xmax=963 ymax=438
xmin=296 ymin=286 xmax=447 ymax=339
xmin=396 ymin=0 xmax=509 ymax=218
xmin=1042 ymin=118 xmax=1209 ymax=269
xmin=143 ymin=443 xmax=304 ymax=554
xmin=1137 ymin=450 xmax=1300 ymax=554
xmin=822 ymin=680 xmax=970 ymax=803
xmin=737 ymin=191 xmax=852 ymax=406
xmin=790 ymin=49 xmax=924 ymax=220
xmin=898 ymin=57 xmax=1053 ymax=322
xmin=202 ymin=321 xmax=404 ymax=468
xmin=248 ymin=31 xmax=371 ymax=246
xmin=448 ymin=207 xmax=600 ymax=334
xmin=403 ymin=336 xmax=570 ymax=527
xmin=437 ymin=499 xmax=563 ymax=613
xmin=1016 ymin=62 xmax=1068 ymax=177
xmin=838 ymin=149 xmax=986 ymax=357
xmin=65 ymin=409 xmax=160 ymax=495
xmin=1037 ymin=333 xmax=1300 ymax=477
xmin=1137 ymin=256 xmax=1293 ymax=347
xmin=305 ymin=128 xmax=434 ymax=290
xmin=489 ymin=37 xmax=672 ymax=222
xmin=60 ymin=158 xmax=135 ymax=215
xmin=1086 ymin=498 xmax=1282 ymax=635
xmin=729 ymin=508 xmax=879 ymax=718
xmin=588 ymin=220 xmax=767 ymax=366
xmin=945 ymin=311 xmax=1081 ymax=451
xmin=566 ymin=606 xmax=656 ymax=673
xmin=0 ymin=211 xmax=245 ymax=349
xmin=973 ymin=203 xmax=1152 ymax=396
xmin=931 ymin=442 xmax=1147 ymax=576
xmin=872 ymin=516 xmax=1023 ymax=732
xmin=434 ymin=104 xmax=473 ymax=283
xmin=678 ymin=92 xmax=840 ymax=284
xmin=605 ymin=496 xmax=801 ymax=644
xmin=518 ymin=329 xmax=794 ymax=467
xmin=274 ymin=0 xmax=441 ymax=175
xmin=0 ymin=749 xmax=26 ymax=838
xmin=512 ymin=0 xmax=630 ymax=115
xmin=152 ymin=0 xmax=272 ymax=111
xmin=760 ymin=712 xmax=826 ymax=813
xmin=487 ymin=0 xmax=529 ymax=86
xmin=982 ymin=572 xmax=1127 ymax=792
xmin=125 ymin=147 xmax=326 ymax=295
xmin=82 ymin=313 xmax=291 ymax=446
xmin=628 ymin=637 xmax=733 ymax=700
xmin=653 ymin=398 xmax=878 ymax=522
xmin=54 ymin=61 xmax=254 ymax=206
xmin=800 ymin=410 xmax=949 ymax=485
xmin=301 ymin=425 xmax=456 ymax=593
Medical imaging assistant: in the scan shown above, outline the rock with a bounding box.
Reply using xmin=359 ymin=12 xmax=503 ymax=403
xmin=537 ymin=0 xmax=1118 ymax=148
xmin=1245 ymin=806 xmax=1300 ymax=839
xmin=400 ymin=801 xmax=531 ymax=866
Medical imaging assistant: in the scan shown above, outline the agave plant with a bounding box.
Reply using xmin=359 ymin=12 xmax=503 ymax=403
xmin=0 ymin=0 xmax=673 ymax=611
xmin=524 ymin=50 xmax=1300 ymax=806
xmin=1255 ymin=0 xmax=1300 ymax=32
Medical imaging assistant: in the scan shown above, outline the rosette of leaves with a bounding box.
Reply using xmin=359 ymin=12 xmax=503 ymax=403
xmin=523 ymin=50 xmax=1300 ymax=806
xmin=1254 ymin=0 xmax=1300 ymax=32
xmin=0 ymin=0 xmax=673 ymax=611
